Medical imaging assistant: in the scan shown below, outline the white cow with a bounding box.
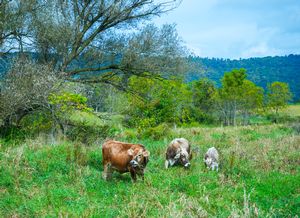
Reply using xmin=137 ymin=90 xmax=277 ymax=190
xmin=204 ymin=147 xmax=219 ymax=171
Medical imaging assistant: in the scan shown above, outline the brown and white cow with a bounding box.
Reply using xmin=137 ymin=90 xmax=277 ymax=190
xmin=165 ymin=138 xmax=192 ymax=169
xmin=102 ymin=140 xmax=150 ymax=182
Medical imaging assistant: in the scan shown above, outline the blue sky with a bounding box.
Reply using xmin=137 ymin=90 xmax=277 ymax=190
xmin=154 ymin=0 xmax=300 ymax=59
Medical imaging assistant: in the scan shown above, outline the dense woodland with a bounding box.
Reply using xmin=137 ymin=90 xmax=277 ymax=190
xmin=187 ymin=55 xmax=300 ymax=101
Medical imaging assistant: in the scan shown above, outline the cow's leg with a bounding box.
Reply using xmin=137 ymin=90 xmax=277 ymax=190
xmin=141 ymin=171 xmax=145 ymax=181
xmin=165 ymin=159 xmax=177 ymax=168
xmin=102 ymin=163 xmax=112 ymax=180
xmin=135 ymin=169 xmax=145 ymax=181
xmin=215 ymin=163 xmax=219 ymax=172
xmin=102 ymin=163 xmax=109 ymax=180
xmin=130 ymin=169 xmax=137 ymax=182
xmin=165 ymin=160 xmax=169 ymax=169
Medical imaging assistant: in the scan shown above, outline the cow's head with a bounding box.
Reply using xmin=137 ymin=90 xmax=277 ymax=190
xmin=128 ymin=149 xmax=150 ymax=168
xmin=204 ymin=154 xmax=212 ymax=168
xmin=175 ymin=148 xmax=190 ymax=168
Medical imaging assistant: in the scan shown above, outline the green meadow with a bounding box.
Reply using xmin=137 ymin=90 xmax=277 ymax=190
xmin=1 ymin=121 xmax=299 ymax=217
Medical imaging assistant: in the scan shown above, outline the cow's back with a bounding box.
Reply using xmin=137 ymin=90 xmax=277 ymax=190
xmin=170 ymin=138 xmax=190 ymax=152
xmin=206 ymin=147 xmax=219 ymax=161
xmin=102 ymin=140 xmax=144 ymax=173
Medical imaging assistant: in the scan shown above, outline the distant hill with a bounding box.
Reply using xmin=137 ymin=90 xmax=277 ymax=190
xmin=1 ymin=53 xmax=300 ymax=101
xmin=187 ymin=54 xmax=300 ymax=101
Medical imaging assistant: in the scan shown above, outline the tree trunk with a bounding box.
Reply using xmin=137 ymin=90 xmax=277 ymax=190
xmin=233 ymin=100 xmax=237 ymax=126
xmin=274 ymin=108 xmax=279 ymax=123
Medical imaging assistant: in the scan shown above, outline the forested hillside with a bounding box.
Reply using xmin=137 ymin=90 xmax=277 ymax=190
xmin=2 ymin=54 xmax=299 ymax=100
xmin=187 ymin=54 xmax=300 ymax=101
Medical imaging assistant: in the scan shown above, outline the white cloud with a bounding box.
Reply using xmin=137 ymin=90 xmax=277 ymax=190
xmin=153 ymin=0 xmax=300 ymax=58
xmin=241 ymin=42 xmax=281 ymax=58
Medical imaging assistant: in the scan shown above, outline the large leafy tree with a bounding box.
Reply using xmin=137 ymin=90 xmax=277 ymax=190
xmin=0 ymin=0 xmax=186 ymax=128
xmin=1 ymin=0 xmax=186 ymax=83
xmin=239 ymin=80 xmax=264 ymax=125
xmin=267 ymin=81 xmax=292 ymax=121
xmin=0 ymin=59 xmax=59 ymax=128
xmin=191 ymin=78 xmax=217 ymax=113
xmin=125 ymin=76 xmax=192 ymax=128
xmin=190 ymin=78 xmax=217 ymax=123
xmin=217 ymin=68 xmax=247 ymax=126
xmin=217 ymin=69 xmax=263 ymax=126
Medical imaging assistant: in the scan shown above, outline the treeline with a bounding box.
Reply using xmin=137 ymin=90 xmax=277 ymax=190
xmin=187 ymin=54 xmax=300 ymax=101
xmin=2 ymin=54 xmax=299 ymax=101
xmin=0 ymin=59 xmax=293 ymax=143
xmin=85 ymin=68 xmax=292 ymax=128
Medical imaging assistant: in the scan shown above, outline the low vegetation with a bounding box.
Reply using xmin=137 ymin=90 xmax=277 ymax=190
xmin=0 ymin=122 xmax=299 ymax=217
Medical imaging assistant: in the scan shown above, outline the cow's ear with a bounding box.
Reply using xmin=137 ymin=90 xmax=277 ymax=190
xmin=127 ymin=149 xmax=134 ymax=156
xmin=143 ymin=150 xmax=150 ymax=157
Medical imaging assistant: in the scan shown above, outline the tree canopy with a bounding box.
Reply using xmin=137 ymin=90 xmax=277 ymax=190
xmin=0 ymin=0 xmax=187 ymax=128
xmin=1 ymin=0 xmax=186 ymax=86
xmin=267 ymin=82 xmax=292 ymax=113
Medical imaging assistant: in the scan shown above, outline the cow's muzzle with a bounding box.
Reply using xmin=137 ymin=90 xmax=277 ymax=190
xmin=184 ymin=162 xmax=191 ymax=168
xmin=130 ymin=160 xmax=139 ymax=168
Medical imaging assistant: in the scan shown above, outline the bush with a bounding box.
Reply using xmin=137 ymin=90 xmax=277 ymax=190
xmin=290 ymin=123 xmax=300 ymax=135
xmin=0 ymin=126 xmax=26 ymax=147
xmin=122 ymin=129 xmax=139 ymax=140
xmin=19 ymin=111 xmax=54 ymax=136
xmin=66 ymin=123 xmax=110 ymax=145
xmin=266 ymin=113 xmax=299 ymax=123
xmin=140 ymin=123 xmax=171 ymax=140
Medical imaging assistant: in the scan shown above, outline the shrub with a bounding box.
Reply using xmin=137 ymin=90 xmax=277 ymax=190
xmin=65 ymin=123 xmax=110 ymax=145
xmin=290 ymin=123 xmax=300 ymax=135
xmin=122 ymin=129 xmax=139 ymax=140
xmin=266 ymin=113 xmax=299 ymax=123
xmin=140 ymin=123 xmax=171 ymax=140
xmin=19 ymin=111 xmax=54 ymax=136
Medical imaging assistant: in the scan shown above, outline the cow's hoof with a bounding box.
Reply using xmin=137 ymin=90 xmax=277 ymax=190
xmin=102 ymin=173 xmax=111 ymax=181
xmin=165 ymin=160 xmax=169 ymax=169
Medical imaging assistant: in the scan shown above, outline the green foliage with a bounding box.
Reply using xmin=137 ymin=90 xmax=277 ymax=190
xmin=266 ymin=82 xmax=293 ymax=123
xmin=191 ymin=78 xmax=217 ymax=112
xmin=267 ymin=82 xmax=292 ymax=112
xmin=48 ymin=92 xmax=92 ymax=113
xmin=217 ymin=69 xmax=264 ymax=125
xmin=187 ymin=55 xmax=300 ymax=101
xmin=125 ymin=76 xmax=193 ymax=127
xmin=240 ymin=80 xmax=264 ymax=110
xmin=19 ymin=111 xmax=53 ymax=135
xmin=190 ymin=78 xmax=218 ymax=123
xmin=66 ymin=123 xmax=110 ymax=145
xmin=139 ymin=123 xmax=171 ymax=140
xmin=122 ymin=129 xmax=139 ymax=140
xmin=65 ymin=111 xmax=115 ymax=144
xmin=222 ymin=68 xmax=247 ymax=92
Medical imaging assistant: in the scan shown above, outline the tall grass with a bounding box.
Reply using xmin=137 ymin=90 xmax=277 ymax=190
xmin=0 ymin=124 xmax=299 ymax=217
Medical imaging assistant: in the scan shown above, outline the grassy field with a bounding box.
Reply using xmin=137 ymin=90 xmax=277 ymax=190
xmin=0 ymin=123 xmax=299 ymax=217
xmin=282 ymin=104 xmax=300 ymax=117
